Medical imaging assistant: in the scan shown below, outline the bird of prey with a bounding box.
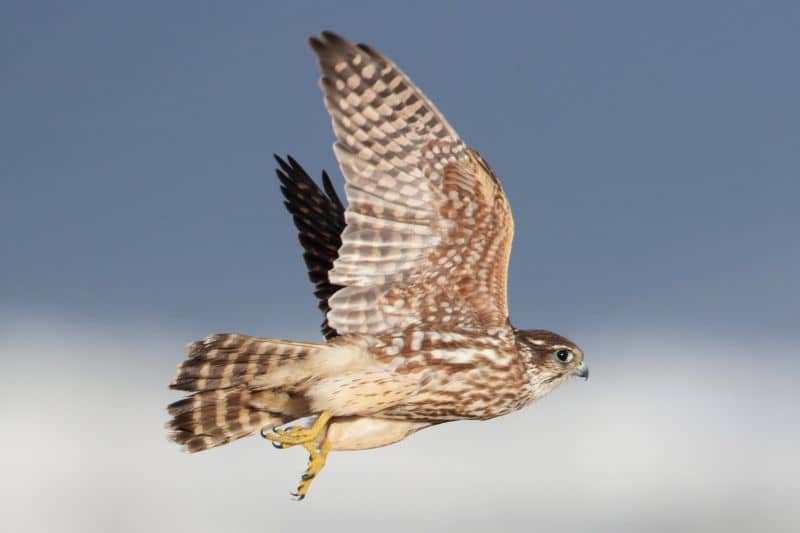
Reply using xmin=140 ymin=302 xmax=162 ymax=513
xmin=168 ymin=31 xmax=588 ymax=500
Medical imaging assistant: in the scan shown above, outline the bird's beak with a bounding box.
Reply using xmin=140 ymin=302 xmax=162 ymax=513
xmin=573 ymin=361 xmax=589 ymax=381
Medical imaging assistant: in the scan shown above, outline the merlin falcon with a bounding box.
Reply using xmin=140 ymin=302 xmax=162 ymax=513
xmin=167 ymin=31 xmax=588 ymax=500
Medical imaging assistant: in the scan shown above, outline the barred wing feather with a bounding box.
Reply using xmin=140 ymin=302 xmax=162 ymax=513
xmin=309 ymin=31 xmax=514 ymax=336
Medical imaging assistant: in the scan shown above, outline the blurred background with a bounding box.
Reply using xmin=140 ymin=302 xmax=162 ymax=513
xmin=1 ymin=1 xmax=798 ymax=531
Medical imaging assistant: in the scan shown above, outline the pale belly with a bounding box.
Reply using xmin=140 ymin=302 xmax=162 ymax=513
xmin=324 ymin=416 xmax=431 ymax=451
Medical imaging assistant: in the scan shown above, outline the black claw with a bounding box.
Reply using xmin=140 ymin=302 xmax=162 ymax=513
xmin=259 ymin=427 xmax=269 ymax=439
xmin=272 ymin=441 xmax=284 ymax=449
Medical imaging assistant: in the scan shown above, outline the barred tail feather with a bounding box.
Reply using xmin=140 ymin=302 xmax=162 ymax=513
xmin=167 ymin=387 xmax=283 ymax=452
xmin=167 ymin=333 xmax=322 ymax=452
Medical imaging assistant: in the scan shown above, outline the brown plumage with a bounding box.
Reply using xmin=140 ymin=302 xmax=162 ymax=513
xmin=168 ymin=334 xmax=322 ymax=451
xmin=167 ymin=31 xmax=587 ymax=498
xmin=275 ymin=155 xmax=345 ymax=340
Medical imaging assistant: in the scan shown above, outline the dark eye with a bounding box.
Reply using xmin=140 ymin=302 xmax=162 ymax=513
xmin=555 ymin=349 xmax=574 ymax=363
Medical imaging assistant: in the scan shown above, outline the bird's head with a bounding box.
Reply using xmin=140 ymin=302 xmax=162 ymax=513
xmin=514 ymin=329 xmax=588 ymax=384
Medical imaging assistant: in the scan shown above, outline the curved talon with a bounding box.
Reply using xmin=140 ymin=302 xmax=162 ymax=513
xmin=267 ymin=413 xmax=333 ymax=500
xmin=264 ymin=412 xmax=332 ymax=447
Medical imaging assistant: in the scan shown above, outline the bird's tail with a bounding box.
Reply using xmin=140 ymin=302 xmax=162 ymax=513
xmin=167 ymin=333 xmax=323 ymax=452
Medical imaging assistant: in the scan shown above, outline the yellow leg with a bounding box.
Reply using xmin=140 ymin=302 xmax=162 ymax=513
xmin=264 ymin=411 xmax=332 ymax=448
xmin=262 ymin=412 xmax=333 ymax=500
xmin=291 ymin=439 xmax=331 ymax=500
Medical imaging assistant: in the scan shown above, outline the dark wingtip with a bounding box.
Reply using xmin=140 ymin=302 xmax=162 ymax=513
xmin=307 ymin=35 xmax=324 ymax=53
xmin=272 ymin=152 xmax=345 ymax=340
xmin=320 ymin=30 xmax=346 ymax=44
xmin=321 ymin=170 xmax=344 ymax=212
xmin=309 ymin=31 xmax=355 ymax=57
xmin=287 ymin=154 xmax=301 ymax=169
xmin=356 ymin=42 xmax=379 ymax=57
xmin=274 ymin=154 xmax=291 ymax=175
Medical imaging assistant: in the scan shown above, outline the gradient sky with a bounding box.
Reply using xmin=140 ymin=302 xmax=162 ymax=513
xmin=2 ymin=0 xmax=799 ymax=345
xmin=2 ymin=2 xmax=800 ymax=531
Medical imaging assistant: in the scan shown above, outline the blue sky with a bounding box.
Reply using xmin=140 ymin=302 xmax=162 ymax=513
xmin=2 ymin=1 xmax=798 ymax=345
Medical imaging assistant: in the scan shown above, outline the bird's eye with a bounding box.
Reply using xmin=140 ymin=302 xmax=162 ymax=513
xmin=555 ymin=349 xmax=574 ymax=363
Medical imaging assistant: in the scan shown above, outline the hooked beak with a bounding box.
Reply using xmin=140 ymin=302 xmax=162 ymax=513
xmin=573 ymin=361 xmax=589 ymax=381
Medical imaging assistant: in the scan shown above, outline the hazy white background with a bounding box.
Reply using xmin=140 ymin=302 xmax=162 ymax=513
xmin=2 ymin=319 xmax=798 ymax=532
xmin=2 ymin=1 xmax=798 ymax=532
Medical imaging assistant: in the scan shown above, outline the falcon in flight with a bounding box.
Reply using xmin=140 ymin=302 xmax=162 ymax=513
xmin=168 ymin=31 xmax=588 ymax=500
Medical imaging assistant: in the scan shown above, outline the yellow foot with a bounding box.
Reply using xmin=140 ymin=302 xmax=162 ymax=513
xmin=291 ymin=440 xmax=331 ymax=501
xmin=263 ymin=411 xmax=332 ymax=448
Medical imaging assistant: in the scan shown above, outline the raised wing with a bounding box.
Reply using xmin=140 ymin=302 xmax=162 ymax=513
xmin=275 ymin=155 xmax=346 ymax=340
xmin=309 ymin=31 xmax=514 ymax=335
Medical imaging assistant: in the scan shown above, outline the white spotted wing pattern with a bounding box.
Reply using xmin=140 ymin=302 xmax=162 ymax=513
xmin=309 ymin=32 xmax=514 ymax=337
